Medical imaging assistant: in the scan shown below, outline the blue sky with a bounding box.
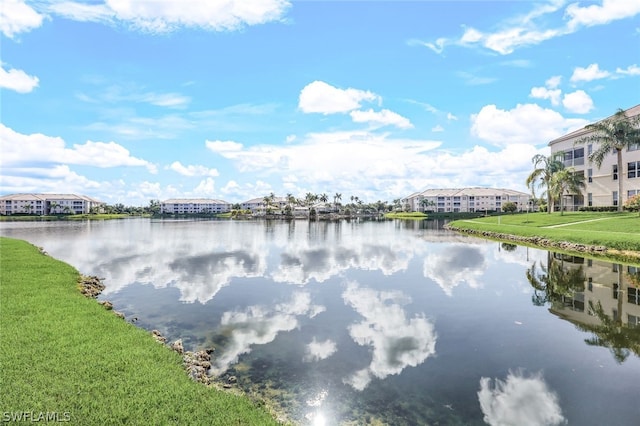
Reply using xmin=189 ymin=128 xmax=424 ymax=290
xmin=1 ymin=0 xmax=639 ymax=206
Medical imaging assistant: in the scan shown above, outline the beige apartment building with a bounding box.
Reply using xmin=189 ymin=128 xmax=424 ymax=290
xmin=402 ymin=187 xmax=532 ymax=213
xmin=0 ymin=193 xmax=105 ymax=215
xmin=547 ymin=253 xmax=640 ymax=330
xmin=548 ymin=104 xmax=640 ymax=210
xmin=160 ymin=199 xmax=231 ymax=214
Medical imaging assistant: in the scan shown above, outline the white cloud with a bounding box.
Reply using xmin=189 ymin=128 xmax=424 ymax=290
xmin=47 ymin=0 xmax=291 ymax=33
xmin=168 ymin=161 xmax=219 ymax=177
xmin=431 ymin=125 xmax=444 ymax=132
xmin=192 ymin=178 xmax=216 ymax=196
xmin=349 ymin=109 xmax=413 ymax=129
xmin=484 ymin=27 xmax=561 ymax=55
xmin=546 ymin=75 xmax=562 ymax=89
xmin=529 ymin=87 xmax=561 ymax=106
xmin=211 ymin=291 xmax=324 ymax=375
xmin=470 ymin=103 xmax=589 ymax=147
xmin=298 ymin=81 xmax=379 ymax=114
xmin=0 ymin=165 xmax=103 ymax=195
xmin=0 ymin=0 xmax=44 ymax=38
xmin=447 ymin=113 xmax=458 ymax=121
xmin=420 ymin=0 xmax=640 ymax=55
xmin=206 ymin=140 xmax=245 ymax=153
xmin=0 ymin=63 xmax=39 ymax=93
xmin=304 ymin=338 xmax=337 ymax=362
xmin=342 ymin=281 xmax=437 ymax=390
xmin=478 ymin=371 xmax=565 ymax=426
xmin=202 ymin=126 xmax=554 ymax=202
xmin=48 ymin=1 xmax=113 ymax=23
xmin=0 ymin=124 xmax=156 ymax=173
xmin=566 ymin=0 xmax=640 ymax=30
xmin=570 ymin=63 xmax=611 ymax=82
xmin=424 ymin=245 xmax=487 ymax=296
xmin=562 ymin=90 xmax=594 ymax=114
xmin=616 ymin=64 xmax=640 ymax=76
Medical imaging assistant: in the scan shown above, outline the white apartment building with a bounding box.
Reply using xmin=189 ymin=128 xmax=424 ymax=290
xmin=402 ymin=187 xmax=532 ymax=213
xmin=160 ymin=199 xmax=231 ymax=214
xmin=241 ymin=196 xmax=288 ymax=212
xmin=0 ymin=193 xmax=105 ymax=215
xmin=547 ymin=254 xmax=640 ymax=329
xmin=548 ymin=104 xmax=640 ymax=210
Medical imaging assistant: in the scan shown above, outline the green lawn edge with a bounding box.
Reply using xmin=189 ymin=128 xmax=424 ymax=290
xmin=447 ymin=211 xmax=640 ymax=264
xmin=384 ymin=212 xmax=428 ymax=219
xmin=0 ymin=237 xmax=284 ymax=425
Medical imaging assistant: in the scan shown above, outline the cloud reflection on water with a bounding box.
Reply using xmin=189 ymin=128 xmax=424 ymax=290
xmin=478 ymin=370 xmax=565 ymax=426
xmin=341 ymin=281 xmax=437 ymax=390
xmin=210 ymin=291 xmax=325 ymax=375
xmin=272 ymin=243 xmax=411 ymax=285
xmin=423 ymin=244 xmax=487 ymax=296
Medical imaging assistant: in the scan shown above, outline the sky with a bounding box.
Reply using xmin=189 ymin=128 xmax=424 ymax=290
xmin=1 ymin=0 xmax=639 ymax=206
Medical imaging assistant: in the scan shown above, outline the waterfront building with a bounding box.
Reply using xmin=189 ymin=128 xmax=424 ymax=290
xmin=240 ymin=196 xmax=289 ymax=213
xmin=160 ymin=199 xmax=231 ymax=214
xmin=0 ymin=193 xmax=105 ymax=215
xmin=548 ymin=104 xmax=640 ymax=210
xmin=402 ymin=187 xmax=532 ymax=213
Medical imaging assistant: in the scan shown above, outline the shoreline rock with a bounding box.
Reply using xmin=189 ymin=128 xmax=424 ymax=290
xmin=78 ymin=275 xmax=105 ymax=298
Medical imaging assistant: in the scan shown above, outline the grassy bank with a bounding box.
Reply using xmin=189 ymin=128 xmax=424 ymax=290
xmin=0 ymin=214 xmax=133 ymax=221
xmin=447 ymin=211 xmax=640 ymax=261
xmin=0 ymin=237 xmax=282 ymax=425
xmin=384 ymin=212 xmax=428 ymax=219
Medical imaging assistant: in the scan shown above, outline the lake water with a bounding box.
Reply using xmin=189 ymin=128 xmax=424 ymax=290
xmin=2 ymin=218 xmax=639 ymax=425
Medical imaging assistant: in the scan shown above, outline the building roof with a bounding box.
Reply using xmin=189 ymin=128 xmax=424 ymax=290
xmin=162 ymin=198 xmax=229 ymax=204
xmin=241 ymin=196 xmax=288 ymax=204
xmin=405 ymin=187 xmax=530 ymax=199
xmin=0 ymin=193 xmax=104 ymax=203
xmin=549 ymin=104 xmax=640 ymax=147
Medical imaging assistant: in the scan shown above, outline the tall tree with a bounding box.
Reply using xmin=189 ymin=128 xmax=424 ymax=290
xmin=575 ymin=108 xmax=640 ymax=211
xmin=526 ymin=154 xmax=565 ymax=214
xmin=549 ymin=168 xmax=586 ymax=215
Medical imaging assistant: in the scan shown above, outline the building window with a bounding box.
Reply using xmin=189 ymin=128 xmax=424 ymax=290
xmin=629 ymin=190 xmax=639 ymax=198
xmin=629 ymin=287 xmax=640 ymax=306
xmin=629 ymin=161 xmax=639 ymax=179
xmin=613 ymin=164 xmax=618 ymax=180
xmin=629 ymin=142 xmax=640 ymax=152
xmin=587 ymin=144 xmax=592 ymax=155
xmin=587 ymin=168 xmax=593 ymax=183
xmin=613 ymin=191 xmax=618 ymax=206
xmin=587 ymin=193 xmax=592 ymax=207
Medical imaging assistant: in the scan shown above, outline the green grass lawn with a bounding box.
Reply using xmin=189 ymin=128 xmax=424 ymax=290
xmin=0 ymin=214 xmax=134 ymax=221
xmin=447 ymin=212 xmax=640 ymax=257
xmin=384 ymin=212 xmax=428 ymax=219
xmin=0 ymin=237 xmax=283 ymax=425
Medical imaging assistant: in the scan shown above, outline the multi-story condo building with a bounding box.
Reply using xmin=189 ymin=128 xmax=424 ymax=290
xmin=402 ymin=187 xmax=532 ymax=213
xmin=548 ymin=104 xmax=640 ymax=210
xmin=160 ymin=199 xmax=231 ymax=214
xmin=241 ymin=196 xmax=289 ymax=212
xmin=0 ymin=193 xmax=105 ymax=215
xmin=545 ymin=253 xmax=640 ymax=331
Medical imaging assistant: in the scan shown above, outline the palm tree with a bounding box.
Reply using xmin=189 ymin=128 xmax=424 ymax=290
xmin=549 ymin=167 xmax=586 ymax=215
xmin=526 ymin=154 xmax=564 ymax=214
xmin=319 ymin=193 xmax=328 ymax=204
xmin=575 ymin=108 xmax=640 ymax=211
xmin=576 ymin=301 xmax=640 ymax=363
xmin=420 ymin=198 xmax=434 ymax=212
xmin=333 ymin=193 xmax=342 ymax=211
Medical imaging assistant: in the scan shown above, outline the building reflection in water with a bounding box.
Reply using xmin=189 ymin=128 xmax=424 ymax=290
xmin=527 ymin=252 xmax=640 ymax=363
